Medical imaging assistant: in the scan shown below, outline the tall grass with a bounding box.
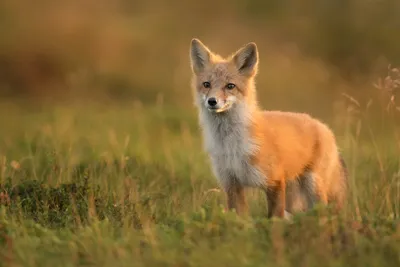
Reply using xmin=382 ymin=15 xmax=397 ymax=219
xmin=0 ymin=67 xmax=399 ymax=266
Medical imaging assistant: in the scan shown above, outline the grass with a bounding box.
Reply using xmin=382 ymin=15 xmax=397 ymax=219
xmin=0 ymin=76 xmax=399 ymax=266
xmin=1 ymin=1 xmax=400 ymax=265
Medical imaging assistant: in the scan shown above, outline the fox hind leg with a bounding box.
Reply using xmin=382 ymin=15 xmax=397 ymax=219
xmin=285 ymin=171 xmax=328 ymax=215
xmin=285 ymin=178 xmax=308 ymax=214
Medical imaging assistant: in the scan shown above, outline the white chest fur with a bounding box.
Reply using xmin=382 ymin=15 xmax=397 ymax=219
xmin=198 ymin=104 xmax=266 ymax=190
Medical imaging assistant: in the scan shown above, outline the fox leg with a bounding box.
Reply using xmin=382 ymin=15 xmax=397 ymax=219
xmin=285 ymin=179 xmax=308 ymax=213
xmin=277 ymin=172 xmax=329 ymax=219
xmin=302 ymin=171 xmax=328 ymax=209
xmin=226 ymin=180 xmax=248 ymax=215
xmin=283 ymin=180 xmax=303 ymax=220
xmin=265 ymin=178 xmax=286 ymax=218
xmin=297 ymin=172 xmax=318 ymax=209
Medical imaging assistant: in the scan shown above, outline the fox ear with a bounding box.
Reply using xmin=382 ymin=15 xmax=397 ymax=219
xmin=190 ymin=38 xmax=211 ymax=74
xmin=232 ymin=42 xmax=258 ymax=76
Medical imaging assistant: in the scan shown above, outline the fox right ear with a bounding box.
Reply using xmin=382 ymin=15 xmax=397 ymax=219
xmin=232 ymin=42 xmax=259 ymax=77
xmin=190 ymin=38 xmax=211 ymax=74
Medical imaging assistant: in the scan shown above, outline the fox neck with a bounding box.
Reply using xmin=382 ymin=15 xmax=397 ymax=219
xmin=197 ymin=84 xmax=261 ymax=149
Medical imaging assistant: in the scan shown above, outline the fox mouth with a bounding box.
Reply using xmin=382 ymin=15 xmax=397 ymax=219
xmin=207 ymin=101 xmax=233 ymax=113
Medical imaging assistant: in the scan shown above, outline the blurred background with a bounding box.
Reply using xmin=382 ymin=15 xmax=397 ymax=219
xmin=0 ymin=0 xmax=399 ymax=119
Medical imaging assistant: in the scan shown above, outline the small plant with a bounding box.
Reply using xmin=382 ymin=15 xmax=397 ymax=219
xmin=374 ymin=65 xmax=400 ymax=112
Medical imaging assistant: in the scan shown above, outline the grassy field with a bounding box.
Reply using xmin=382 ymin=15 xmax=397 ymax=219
xmin=0 ymin=86 xmax=399 ymax=267
xmin=0 ymin=0 xmax=400 ymax=267
xmin=1 ymin=0 xmax=400 ymax=266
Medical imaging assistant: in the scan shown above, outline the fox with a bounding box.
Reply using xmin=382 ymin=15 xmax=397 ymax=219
xmin=189 ymin=38 xmax=348 ymax=219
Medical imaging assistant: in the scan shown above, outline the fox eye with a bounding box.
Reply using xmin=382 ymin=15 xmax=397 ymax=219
xmin=203 ymin=82 xmax=211 ymax=88
xmin=226 ymin=83 xmax=236 ymax=90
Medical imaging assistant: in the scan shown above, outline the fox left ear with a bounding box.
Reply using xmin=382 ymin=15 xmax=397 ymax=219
xmin=190 ymin=38 xmax=212 ymax=75
xmin=232 ymin=42 xmax=258 ymax=77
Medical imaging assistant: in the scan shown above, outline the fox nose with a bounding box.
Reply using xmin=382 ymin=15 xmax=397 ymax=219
xmin=207 ymin=97 xmax=217 ymax=107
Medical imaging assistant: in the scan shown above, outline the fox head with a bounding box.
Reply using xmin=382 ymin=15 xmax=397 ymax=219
xmin=189 ymin=38 xmax=259 ymax=114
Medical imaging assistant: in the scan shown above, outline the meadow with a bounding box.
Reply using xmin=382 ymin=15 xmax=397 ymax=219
xmin=1 ymin=1 xmax=400 ymax=266
xmin=1 ymin=77 xmax=399 ymax=266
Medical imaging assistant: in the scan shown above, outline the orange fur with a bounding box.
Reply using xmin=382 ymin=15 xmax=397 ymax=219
xmin=189 ymin=38 xmax=348 ymax=219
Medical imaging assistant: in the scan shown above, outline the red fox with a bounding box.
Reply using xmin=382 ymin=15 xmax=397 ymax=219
xmin=189 ymin=38 xmax=348 ymax=219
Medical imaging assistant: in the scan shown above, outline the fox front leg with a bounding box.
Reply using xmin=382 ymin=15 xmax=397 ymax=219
xmin=226 ymin=181 xmax=248 ymax=216
xmin=265 ymin=180 xmax=286 ymax=218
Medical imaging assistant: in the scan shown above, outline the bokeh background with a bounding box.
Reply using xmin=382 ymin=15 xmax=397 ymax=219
xmin=1 ymin=0 xmax=399 ymax=113
xmin=0 ymin=2 xmax=400 ymax=265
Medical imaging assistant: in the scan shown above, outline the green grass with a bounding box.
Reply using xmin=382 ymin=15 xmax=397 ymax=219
xmin=0 ymin=102 xmax=399 ymax=267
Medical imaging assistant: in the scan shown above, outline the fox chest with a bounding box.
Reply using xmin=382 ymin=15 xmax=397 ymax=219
xmin=204 ymin=129 xmax=265 ymax=189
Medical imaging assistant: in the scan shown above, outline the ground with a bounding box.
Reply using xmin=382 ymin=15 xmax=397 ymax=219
xmin=0 ymin=102 xmax=399 ymax=267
